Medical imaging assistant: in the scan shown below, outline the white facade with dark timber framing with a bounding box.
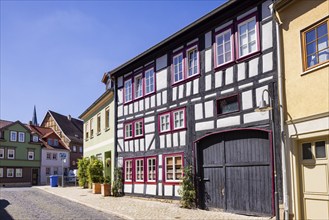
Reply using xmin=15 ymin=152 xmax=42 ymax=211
xmin=108 ymin=0 xmax=282 ymax=217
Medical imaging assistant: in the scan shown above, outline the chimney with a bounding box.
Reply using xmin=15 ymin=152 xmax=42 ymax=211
xmin=67 ymin=115 xmax=72 ymax=121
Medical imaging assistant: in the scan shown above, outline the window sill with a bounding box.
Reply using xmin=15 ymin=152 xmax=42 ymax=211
xmin=160 ymin=127 xmax=187 ymax=135
xmin=124 ymin=135 xmax=144 ymax=141
xmin=171 ymin=74 xmax=201 ymax=87
xmin=236 ymin=51 xmax=261 ymax=64
xmin=214 ymin=61 xmax=235 ymax=72
xmin=301 ymin=62 xmax=329 ymax=76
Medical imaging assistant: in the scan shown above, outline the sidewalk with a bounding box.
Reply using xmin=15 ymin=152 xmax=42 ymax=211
xmin=36 ymin=186 xmax=273 ymax=220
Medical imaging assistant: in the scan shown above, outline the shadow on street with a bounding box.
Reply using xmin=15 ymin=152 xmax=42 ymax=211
xmin=0 ymin=199 xmax=13 ymax=220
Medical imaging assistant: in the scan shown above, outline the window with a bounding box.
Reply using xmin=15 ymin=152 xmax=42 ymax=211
xmin=97 ymin=114 xmax=101 ymax=134
xmin=105 ymin=107 xmax=110 ymax=130
xmin=215 ymin=28 xmax=233 ymax=67
xmin=48 ymin=138 xmax=53 ymax=146
xmin=217 ymin=95 xmax=239 ymax=115
xmin=187 ymin=46 xmax=199 ymax=77
xmin=173 ymin=53 xmax=184 ymax=83
xmin=0 ymin=148 xmax=4 ymax=159
xmin=79 ymin=146 xmax=83 ymax=153
xmin=159 ymin=108 xmax=186 ymax=134
xmin=135 ymin=159 xmax=144 ymax=182
xmin=28 ymin=151 xmax=34 ymax=160
xmin=145 ymin=68 xmax=155 ymax=95
xmin=134 ymin=74 xmax=143 ymax=99
xmin=124 ymin=160 xmax=133 ymax=182
xmin=47 ymin=153 xmax=51 ymax=160
xmin=7 ymin=168 xmax=14 ymax=177
xmin=8 ymin=149 xmax=15 ymax=159
xmin=18 ymin=132 xmax=25 ymax=142
xmin=301 ymin=141 xmax=327 ymax=160
xmin=147 ymin=157 xmax=156 ymax=182
xmin=53 ymin=167 xmax=58 ymax=175
xmin=32 ymin=135 xmax=38 ymax=142
xmin=53 ymin=139 xmax=58 ymax=146
xmin=315 ymin=141 xmax=326 ymax=158
xmin=0 ymin=168 xmax=3 ymax=177
xmin=46 ymin=167 xmax=50 ymax=175
xmin=16 ymin=168 xmax=22 ymax=177
xmin=124 ymin=79 xmax=133 ymax=103
xmin=164 ymin=154 xmax=183 ymax=183
xmin=90 ymin=118 xmax=94 ymax=138
xmin=124 ymin=119 xmax=144 ymax=140
xmin=10 ymin=131 xmax=17 ymax=141
xmin=85 ymin=122 xmax=89 ymax=140
xmin=96 ymin=153 xmax=102 ymax=161
xmin=72 ymin=146 xmax=77 ymax=152
xmin=52 ymin=153 xmax=57 ymax=160
xmin=302 ymin=19 xmax=329 ymax=70
xmin=237 ymin=16 xmax=258 ymax=58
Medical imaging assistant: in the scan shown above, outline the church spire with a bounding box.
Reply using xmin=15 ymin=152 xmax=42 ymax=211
xmin=32 ymin=105 xmax=38 ymax=126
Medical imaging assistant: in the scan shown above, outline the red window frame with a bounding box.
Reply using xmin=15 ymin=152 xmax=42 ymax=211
xmin=162 ymin=152 xmax=184 ymax=185
xmin=123 ymin=156 xmax=158 ymax=184
xmin=124 ymin=118 xmax=144 ymax=140
xmin=158 ymin=107 xmax=187 ymax=135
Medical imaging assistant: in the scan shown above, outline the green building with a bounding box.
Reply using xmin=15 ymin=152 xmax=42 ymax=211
xmin=79 ymin=88 xmax=115 ymax=182
xmin=0 ymin=120 xmax=42 ymax=186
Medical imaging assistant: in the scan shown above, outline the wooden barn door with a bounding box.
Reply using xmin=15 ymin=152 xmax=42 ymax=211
xmin=198 ymin=129 xmax=273 ymax=216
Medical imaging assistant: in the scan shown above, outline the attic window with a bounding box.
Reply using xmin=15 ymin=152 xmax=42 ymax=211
xmin=32 ymin=135 xmax=38 ymax=142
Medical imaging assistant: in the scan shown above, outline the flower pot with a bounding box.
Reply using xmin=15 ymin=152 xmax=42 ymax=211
xmin=101 ymin=183 xmax=111 ymax=197
xmin=92 ymin=183 xmax=101 ymax=194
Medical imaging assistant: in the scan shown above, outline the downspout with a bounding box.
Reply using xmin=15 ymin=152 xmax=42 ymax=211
xmin=271 ymin=3 xmax=289 ymax=220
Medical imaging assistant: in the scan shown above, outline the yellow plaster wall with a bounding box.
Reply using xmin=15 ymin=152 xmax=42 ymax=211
xmin=280 ymin=0 xmax=329 ymax=121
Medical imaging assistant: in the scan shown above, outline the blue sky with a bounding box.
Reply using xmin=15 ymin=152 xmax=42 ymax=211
xmin=1 ymin=0 xmax=226 ymax=124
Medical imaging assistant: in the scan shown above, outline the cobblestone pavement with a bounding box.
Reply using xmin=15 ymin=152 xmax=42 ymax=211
xmin=36 ymin=186 xmax=274 ymax=220
xmin=0 ymin=187 xmax=122 ymax=220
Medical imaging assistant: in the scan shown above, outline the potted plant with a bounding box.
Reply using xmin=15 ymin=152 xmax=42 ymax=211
xmin=88 ymin=157 xmax=104 ymax=194
xmin=101 ymin=176 xmax=111 ymax=197
xmin=77 ymin=157 xmax=90 ymax=188
xmin=112 ymin=167 xmax=123 ymax=197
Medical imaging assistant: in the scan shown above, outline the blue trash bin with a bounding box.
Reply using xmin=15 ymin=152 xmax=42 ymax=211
xmin=50 ymin=175 xmax=58 ymax=187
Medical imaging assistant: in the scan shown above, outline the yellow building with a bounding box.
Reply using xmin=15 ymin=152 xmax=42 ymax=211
xmin=275 ymin=0 xmax=329 ymax=219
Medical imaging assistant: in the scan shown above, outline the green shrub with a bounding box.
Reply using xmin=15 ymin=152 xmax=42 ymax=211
xmin=77 ymin=157 xmax=90 ymax=188
xmin=178 ymin=166 xmax=196 ymax=209
xmin=112 ymin=167 xmax=123 ymax=197
xmin=88 ymin=157 xmax=104 ymax=183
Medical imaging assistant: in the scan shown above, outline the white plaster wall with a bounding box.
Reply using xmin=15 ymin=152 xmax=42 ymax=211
xmin=249 ymin=57 xmax=259 ymax=77
xmin=166 ymin=133 xmax=172 ymax=148
xmin=118 ymin=105 xmax=123 ymax=117
xmin=244 ymin=111 xmax=269 ymax=123
xmin=173 ymin=132 xmax=179 ymax=147
xmin=145 ymin=134 xmax=154 ymax=150
xmin=259 ymin=76 xmax=273 ymax=83
xmin=215 ymin=70 xmax=223 ymax=88
xmin=239 ymin=82 xmax=253 ymax=89
xmin=124 ymin=184 xmax=132 ymax=193
xmin=145 ymin=97 xmax=150 ymax=110
xmin=205 ymin=100 xmax=214 ymax=118
xmin=150 ymin=95 xmax=155 ymax=108
xmin=262 ymin=21 xmax=273 ymax=51
xmin=156 ymin=54 xmax=167 ymax=71
xmin=225 ymin=67 xmax=234 ymax=85
xmin=175 ymin=185 xmax=181 ymax=197
xmin=157 ymin=93 xmax=162 ymax=107
xmin=145 ymin=116 xmax=154 ymax=123
xmin=256 ymin=85 xmax=269 ymax=105
xmin=164 ymin=185 xmax=173 ymax=196
xmin=140 ymin=139 xmax=145 ymax=151
xmin=195 ymin=103 xmax=203 ymax=120
xmin=172 ymin=87 xmax=177 ymax=101
xmin=146 ymin=184 xmax=157 ymax=195
xmin=186 ymin=81 xmax=191 ymax=97
xmin=160 ymin=135 xmax=165 ymax=148
xmin=238 ymin=63 xmax=246 ymax=81
xmin=263 ymin=52 xmax=273 ymax=72
xmin=158 ymin=183 xmax=163 ymax=195
xmin=156 ymin=69 xmax=168 ymax=91
xmin=196 ymin=121 xmax=214 ymax=131
xmin=134 ymin=102 xmax=139 ymax=113
xmin=158 ymin=168 xmax=163 ymax=181
xmin=221 ymin=88 xmax=234 ymax=95
xmin=217 ymin=116 xmax=240 ymax=128
xmin=205 ymin=74 xmax=212 ymax=91
xmin=134 ymin=184 xmax=144 ymax=194
xmin=205 ymin=31 xmax=212 ymax=48
xmin=178 ymin=85 xmax=184 ymax=99
xmin=118 ymin=139 xmax=124 ymax=152
xmin=193 ymin=78 xmax=199 ymax=95
xmin=242 ymin=90 xmax=253 ymax=110
xmin=129 ymin=104 xmax=133 ymax=114
xmin=117 ymin=89 xmax=123 ymax=105
xmin=117 ymin=129 xmax=123 ymax=138
xmin=179 ymin=131 xmax=186 ymax=146
xmin=205 ymin=49 xmax=212 ymax=73
xmin=123 ymin=105 xmax=128 ymax=115
xmin=162 ymin=91 xmax=167 ymax=105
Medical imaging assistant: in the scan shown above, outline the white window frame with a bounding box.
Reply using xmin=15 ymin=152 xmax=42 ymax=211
xmin=7 ymin=168 xmax=14 ymax=177
xmin=159 ymin=113 xmax=171 ymax=133
xmin=135 ymin=159 xmax=144 ymax=182
xmin=145 ymin=68 xmax=155 ymax=95
xmin=0 ymin=148 xmax=4 ymax=159
xmin=124 ymin=78 xmax=133 ymax=103
xmin=16 ymin=168 xmax=22 ymax=177
xmin=147 ymin=157 xmax=156 ymax=182
xmin=164 ymin=154 xmax=183 ymax=183
xmin=172 ymin=53 xmax=184 ymax=84
xmin=28 ymin=151 xmax=34 ymax=160
xmin=8 ymin=149 xmax=15 ymax=159
xmin=173 ymin=109 xmax=186 ymax=130
xmin=46 ymin=152 xmax=51 ymax=160
xmin=0 ymin=168 xmax=3 ymax=177
xmin=32 ymin=135 xmax=39 ymax=142
xmin=18 ymin=132 xmax=25 ymax=142
xmin=186 ymin=46 xmax=199 ymax=78
xmin=237 ymin=16 xmax=258 ymax=58
xmin=52 ymin=153 xmax=57 ymax=160
xmin=97 ymin=113 xmax=101 ymax=134
xmin=124 ymin=123 xmax=133 ymax=139
xmin=10 ymin=131 xmax=17 ymax=142
xmin=134 ymin=120 xmax=144 ymax=137
xmin=90 ymin=118 xmax=94 ymax=138
xmin=85 ymin=121 xmax=89 ymax=140
xmin=134 ymin=74 xmax=143 ymax=99
xmin=215 ymin=28 xmax=234 ymax=67
xmin=105 ymin=107 xmax=110 ymax=130
xmin=125 ymin=160 xmax=133 ymax=182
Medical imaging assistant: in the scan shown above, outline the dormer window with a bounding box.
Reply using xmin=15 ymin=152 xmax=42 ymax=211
xmin=53 ymin=139 xmax=58 ymax=146
xmin=48 ymin=138 xmax=53 ymax=145
xmin=32 ymin=135 xmax=39 ymax=142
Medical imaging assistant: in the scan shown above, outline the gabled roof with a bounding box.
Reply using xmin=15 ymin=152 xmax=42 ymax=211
xmin=0 ymin=120 xmax=31 ymax=132
xmin=0 ymin=120 xmax=13 ymax=129
xmin=42 ymin=110 xmax=83 ymax=143
xmin=28 ymin=125 xmax=69 ymax=151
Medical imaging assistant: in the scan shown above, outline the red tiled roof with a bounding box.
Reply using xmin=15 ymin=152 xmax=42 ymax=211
xmin=0 ymin=120 xmax=14 ymax=129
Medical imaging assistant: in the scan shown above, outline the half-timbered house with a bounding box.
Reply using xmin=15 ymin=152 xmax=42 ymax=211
xmin=108 ymin=0 xmax=282 ymax=217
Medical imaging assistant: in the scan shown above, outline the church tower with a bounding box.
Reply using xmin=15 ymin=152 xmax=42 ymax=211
xmin=32 ymin=105 xmax=38 ymax=126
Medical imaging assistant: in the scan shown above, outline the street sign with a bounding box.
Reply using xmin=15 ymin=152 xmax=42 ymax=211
xmin=59 ymin=153 xmax=66 ymax=159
